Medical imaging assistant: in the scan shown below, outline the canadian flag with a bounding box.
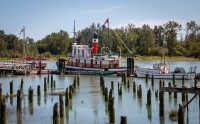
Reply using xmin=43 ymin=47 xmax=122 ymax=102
xmin=102 ymin=18 xmax=109 ymax=30
xmin=19 ymin=27 xmax=24 ymax=34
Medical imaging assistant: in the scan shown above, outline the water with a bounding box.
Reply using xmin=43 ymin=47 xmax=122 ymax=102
xmin=1 ymin=60 xmax=200 ymax=124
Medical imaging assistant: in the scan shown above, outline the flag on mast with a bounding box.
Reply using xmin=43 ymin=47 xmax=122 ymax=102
xmin=19 ymin=27 xmax=24 ymax=34
xmin=102 ymin=18 xmax=109 ymax=30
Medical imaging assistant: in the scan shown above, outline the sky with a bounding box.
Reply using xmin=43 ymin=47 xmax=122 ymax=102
xmin=1 ymin=0 xmax=200 ymax=41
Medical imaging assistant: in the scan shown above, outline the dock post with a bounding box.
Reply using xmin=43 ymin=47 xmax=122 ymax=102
xmin=0 ymin=98 xmax=6 ymax=124
xmin=51 ymin=75 xmax=53 ymax=88
xmin=10 ymin=80 xmax=13 ymax=95
xmin=159 ymin=79 xmax=162 ymax=88
xmin=178 ymin=104 xmax=184 ymax=124
xmin=73 ymin=75 xmax=77 ymax=88
xmin=69 ymin=86 xmax=72 ymax=99
xmin=159 ymin=91 xmax=164 ymax=116
xmin=53 ymin=103 xmax=59 ymax=124
xmin=120 ymin=116 xmax=127 ymax=124
xmin=162 ymin=80 xmax=165 ymax=87
xmin=147 ymin=88 xmax=151 ymax=105
xmin=173 ymin=73 xmax=175 ymax=86
xmin=53 ymin=80 xmax=56 ymax=89
xmin=108 ymin=89 xmax=113 ymax=111
xmin=59 ymin=95 xmax=64 ymax=117
xmin=127 ymin=80 xmax=130 ymax=88
xmin=47 ymin=74 xmax=49 ymax=86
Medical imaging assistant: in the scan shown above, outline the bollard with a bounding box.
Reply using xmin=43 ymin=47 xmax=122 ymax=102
xmin=59 ymin=95 xmax=64 ymax=117
xmin=53 ymin=103 xmax=59 ymax=124
xmin=0 ymin=98 xmax=6 ymax=124
xmin=10 ymin=80 xmax=13 ymax=95
xmin=37 ymin=85 xmax=41 ymax=97
xmin=120 ymin=116 xmax=127 ymax=124
xmin=147 ymin=88 xmax=151 ymax=105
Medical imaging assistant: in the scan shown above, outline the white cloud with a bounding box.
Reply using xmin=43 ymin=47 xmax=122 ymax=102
xmin=85 ymin=5 xmax=122 ymax=13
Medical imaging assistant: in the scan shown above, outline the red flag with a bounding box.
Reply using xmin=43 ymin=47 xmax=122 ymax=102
xmin=102 ymin=18 xmax=109 ymax=30
xmin=19 ymin=28 xmax=24 ymax=34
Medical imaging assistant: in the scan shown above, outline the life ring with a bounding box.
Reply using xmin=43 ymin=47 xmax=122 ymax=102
xmin=78 ymin=54 xmax=81 ymax=58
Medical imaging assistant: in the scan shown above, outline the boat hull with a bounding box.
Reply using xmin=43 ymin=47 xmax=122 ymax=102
xmin=135 ymin=70 xmax=195 ymax=80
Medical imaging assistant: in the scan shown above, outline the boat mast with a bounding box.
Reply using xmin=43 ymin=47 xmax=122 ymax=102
xmin=23 ymin=26 xmax=25 ymax=56
xmin=73 ymin=20 xmax=76 ymax=43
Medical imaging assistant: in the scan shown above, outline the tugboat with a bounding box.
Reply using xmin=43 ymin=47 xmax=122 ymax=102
xmin=62 ymin=33 xmax=126 ymax=75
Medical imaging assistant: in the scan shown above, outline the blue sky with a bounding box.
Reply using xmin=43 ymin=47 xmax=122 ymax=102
xmin=1 ymin=0 xmax=200 ymax=41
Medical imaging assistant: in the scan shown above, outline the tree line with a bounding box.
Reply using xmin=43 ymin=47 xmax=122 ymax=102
xmin=0 ymin=20 xmax=200 ymax=59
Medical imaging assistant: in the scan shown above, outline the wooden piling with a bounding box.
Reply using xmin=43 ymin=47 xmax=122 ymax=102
xmin=168 ymin=82 xmax=171 ymax=95
xmin=162 ymin=80 xmax=165 ymax=87
xmin=182 ymin=82 xmax=186 ymax=101
xmin=53 ymin=80 xmax=56 ymax=89
xmin=53 ymin=103 xmax=59 ymax=124
xmin=147 ymin=88 xmax=151 ymax=105
xmin=21 ymin=78 xmax=24 ymax=90
xmin=159 ymin=91 xmax=164 ymax=116
xmin=51 ymin=75 xmax=53 ymax=88
xmin=120 ymin=116 xmax=127 ymax=124
xmin=174 ymin=84 xmax=177 ymax=98
xmin=105 ymin=87 xmax=108 ymax=102
xmin=151 ymin=75 xmax=154 ymax=87
xmin=111 ymin=81 xmax=114 ymax=90
xmin=133 ymin=81 xmax=136 ymax=92
xmin=17 ymin=89 xmax=22 ymax=112
xmin=28 ymin=86 xmax=34 ymax=103
xmin=127 ymin=80 xmax=130 ymax=88
xmin=65 ymin=88 xmax=69 ymax=106
xmin=138 ymin=84 xmax=142 ymax=98
xmin=73 ymin=75 xmax=77 ymax=88
xmin=47 ymin=74 xmax=50 ymax=86
xmin=44 ymin=77 xmax=47 ymax=92
xmin=159 ymin=79 xmax=162 ymax=88
xmin=178 ymin=104 xmax=184 ymax=124
xmin=37 ymin=85 xmax=41 ymax=97
xmin=69 ymin=86 xmax=72 ymax=99
xmin=0 ymin=98 xmax=6 ymax=124
xmin=0 ymin=84 xmax=2 ymax=99
xmin=145 ymin=74 xmax=148 ymax=83
xmin=59 ymin=95 xmax=64 ymax=117
xmin=173 ymin=73 xmax=175 ymax=86
xmin=77 ymin=74 xmax=80 ymax=85
xmin=109 ymin=97 xmax=115 ymax=123
xmin=10 ymin=80 xmax=13 ymax=95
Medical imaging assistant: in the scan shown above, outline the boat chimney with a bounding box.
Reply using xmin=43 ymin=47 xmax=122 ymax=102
xmin=92 ymin=33 xmax=98 ymax=54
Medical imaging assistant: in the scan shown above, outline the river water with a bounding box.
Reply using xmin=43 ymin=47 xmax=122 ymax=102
xmin=1 ymin=60 xmax=200 ymax=124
